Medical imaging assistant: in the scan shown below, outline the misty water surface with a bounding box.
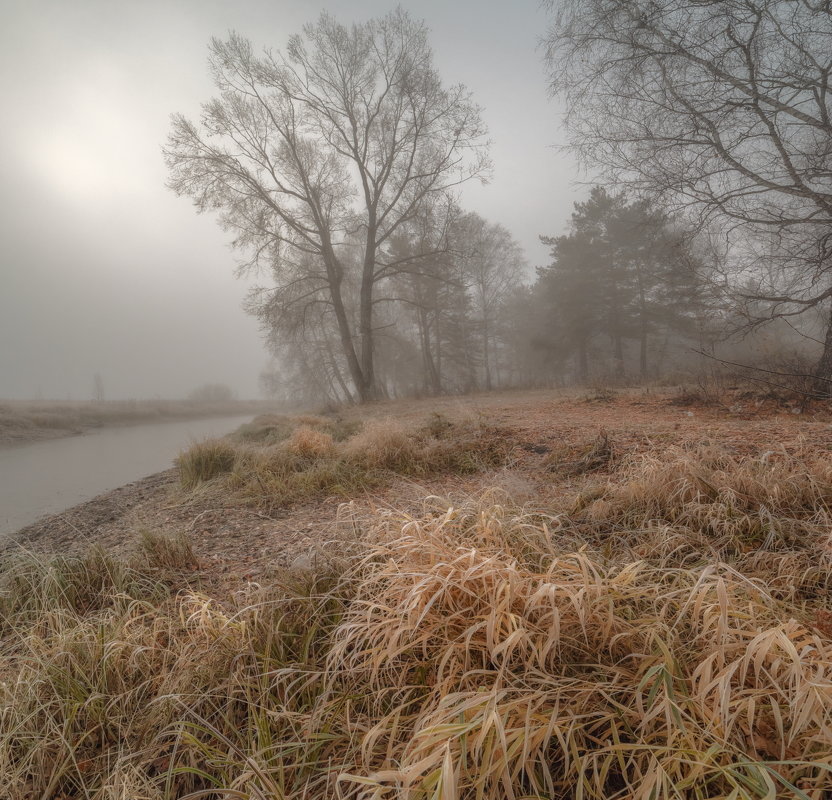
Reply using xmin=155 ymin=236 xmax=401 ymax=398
xmin=0 ymin=415 xmax=253 ymax=536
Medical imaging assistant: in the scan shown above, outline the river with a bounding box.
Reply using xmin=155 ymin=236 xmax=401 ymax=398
xmin=0 ymin=414 xmax=254 ymax=536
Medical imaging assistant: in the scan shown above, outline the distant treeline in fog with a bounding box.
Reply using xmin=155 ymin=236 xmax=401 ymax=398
xmin=166 ymin=3 xmax=831 ymax=405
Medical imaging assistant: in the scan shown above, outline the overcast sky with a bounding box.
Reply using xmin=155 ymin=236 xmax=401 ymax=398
xmin=0 ymin=0 xmax=580 ymax=400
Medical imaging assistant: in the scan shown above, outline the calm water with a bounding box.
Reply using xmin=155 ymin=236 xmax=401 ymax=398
xmin=0 ymin=415 xmax=253 ymax=536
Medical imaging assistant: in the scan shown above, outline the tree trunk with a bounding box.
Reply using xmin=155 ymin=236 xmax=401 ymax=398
xmin=639 ymin=332 xmax=648 ymax=381
xmin=322 ymin=240 xmax=366 ymax=400
xmin=813 ymin=301 xmax=832 ymax=396
xmin=613 ymin=333 xmax=625 ymax=379
xmin=609 ymin=284 xmax=625 ymax=379
xmin=636 ymin=263 xmax=648 ymax=381
xmin=329 ymin=275 xmax=365 ymax=398
xmin=482 ymin=317 xmax=492 ymax=391
xmin=358 ymin=228 xmax=378 ymax=402
xmin=435 ymin=314 xmax=443 ymax=391
xmin=418 ymin=306 xmax=441 ymax=394
xmin=324 ymin=339 xmax=354 ymax=404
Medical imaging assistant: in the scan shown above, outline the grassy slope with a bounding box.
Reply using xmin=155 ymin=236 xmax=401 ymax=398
xmin=3 ymin=388 xmax=832 ymax=799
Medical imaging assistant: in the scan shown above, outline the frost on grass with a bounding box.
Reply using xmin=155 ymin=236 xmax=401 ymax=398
xmin=175 ymin=413 xmax=512 ymax=510
xmin=4 ymin=459 xmax=832 ymax=798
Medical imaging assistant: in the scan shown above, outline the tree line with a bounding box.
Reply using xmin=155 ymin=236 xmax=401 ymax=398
xmin=166 ymin=3 xmax=832 ymax=403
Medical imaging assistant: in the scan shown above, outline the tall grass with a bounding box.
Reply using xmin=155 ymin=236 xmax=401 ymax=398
xmin=4 ymin=470 xmax=832 ymax=797
xmin=176 ymin=438 xmax=237 ymax=489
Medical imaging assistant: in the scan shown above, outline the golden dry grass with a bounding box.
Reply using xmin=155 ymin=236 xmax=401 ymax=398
xmin=284 ymin=425 xmax=337 ymax=459
xmin=6 ymin=419 xmax=832 ymax=797
xmin=177 ymin=414 xmax=512 ymax=512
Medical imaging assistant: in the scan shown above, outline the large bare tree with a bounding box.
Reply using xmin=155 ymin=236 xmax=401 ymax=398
xmin=545 ymin=0 xmax=832 ymax=387
xmin=165 ymin=9 xmax=489 ymax=401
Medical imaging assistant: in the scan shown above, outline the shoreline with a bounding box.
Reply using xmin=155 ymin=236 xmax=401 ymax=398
xmin=0 ymin=402 xmax=272 ymax=448
xmin=2 ymin=469 xmax=178 ymax=555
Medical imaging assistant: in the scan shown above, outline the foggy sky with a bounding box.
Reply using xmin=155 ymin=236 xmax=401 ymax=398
xmin=0 ymin=0 xmax=578 ymax=400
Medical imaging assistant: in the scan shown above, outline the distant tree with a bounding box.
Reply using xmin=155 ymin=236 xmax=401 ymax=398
xmin=166 ymin=10 xmax=489 ymax=402
xmin=92 ymin=373 xmax=105 ymax=403
xmin=544 ymin=0 xmax=832 ymax=389
xmin=538 ymin=189 xmax=706 ymax=381
xmin=500 ymin=284 xmax=565 ymax=387
xmin=377 ymin=209 xmax=525 ymax=395
xmin=259 ymin=367 xmax=282 ymax=400
xmin=453 ymin=213 xmax=526 ymax=390
xmin=188 ymin=383 xmax=234 ymax=404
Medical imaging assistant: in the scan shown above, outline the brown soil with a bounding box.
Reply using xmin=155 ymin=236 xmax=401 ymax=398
xmin=7 ymin=387 xmax=832 ymax=589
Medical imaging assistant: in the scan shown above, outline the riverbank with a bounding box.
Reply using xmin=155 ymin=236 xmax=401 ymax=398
xmin=4 ymin=470 xmax=177 ymax=555
xmin=0 ymin=398 xmax=273 ymax=446
xmin=0 ymin=412 xmax=261 ymax=535
xmin=5 ymin=387 xmax=832 ymax=796
xmin=7 ymin=385 xmax=832 ymax=573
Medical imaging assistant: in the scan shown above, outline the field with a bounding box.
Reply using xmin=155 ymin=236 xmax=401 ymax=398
xmin=4 ymin=386 xmax=832 ymax=798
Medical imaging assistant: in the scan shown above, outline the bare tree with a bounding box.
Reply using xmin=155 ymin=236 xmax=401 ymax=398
xmin=92 ymin=373 xmax=105 ymax=403
xmin=453 ymin=213 xmax=525 ymax=390
xmin=165 ymin=9 xmax=489 ymax=401
xmin=545 ymin=0 xmax=832 ymax=387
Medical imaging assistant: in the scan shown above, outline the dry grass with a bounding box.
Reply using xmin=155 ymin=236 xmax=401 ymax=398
xmin=4 ymin=472 xmax=832 ymax=797
xmin=233 ymin=413 xmax=297 ymax=444
xmin=176 ymin=438 xmax=237 ymax=489
xmin=342 ymin=418 xmax=419 ymax=470
xmin=578 ymin=445 xmax=832 ymax=560
xmin=546 ymin=427 xmax=616 ymax=475
xmin=234 ymin=414 xmax=362 ymax=445
xmin=137 ymin=530 xmax=199 ymax=572
xmin=328 ymin=497 xmax=832 ymax=798
xmin=7 ymin=409 xmax=832 ymax=798
xmin=284 ymin=425 xmax=337 ymax=459
xmin=178 ymin=414 xmax=512 ymax=511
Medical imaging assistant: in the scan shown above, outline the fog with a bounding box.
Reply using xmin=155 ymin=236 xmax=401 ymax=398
xmin=0 ymin=0 xmax=576 ymax=401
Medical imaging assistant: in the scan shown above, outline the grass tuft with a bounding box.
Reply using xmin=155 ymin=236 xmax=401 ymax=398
xmin=176 ymin=438 xmax=237 ymax=489
xmin=285 ymin=425 xmax=337 ymax=460
xmin=138 ymin=529 xmax=199 ymax=572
